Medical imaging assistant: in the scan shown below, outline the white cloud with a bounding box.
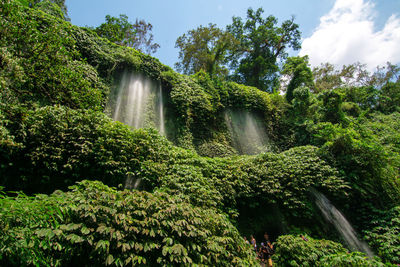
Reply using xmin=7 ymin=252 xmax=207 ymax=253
xmin=300 ymin=0 xmax=400 ymax=71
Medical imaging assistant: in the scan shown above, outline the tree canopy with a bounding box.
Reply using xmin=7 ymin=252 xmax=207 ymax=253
xmin=174 ymin=7 xmax=301 ymax=92
xmin=175 ymin=23 xmax=238 ymax=78
xmin=282 ymin=55 xmax=314 ymax=102
xmin=95 ymin=14 xmax=160 ymax=55
xmin=227 ymin=7 xmax=301 ymax=92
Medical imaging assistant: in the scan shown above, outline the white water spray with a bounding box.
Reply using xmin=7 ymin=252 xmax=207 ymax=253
xmin=224 ymin=110 xmax=271 ymax=155
xmin=109 ymin=73 xmax=166 ymax=190
xmin=109 ymin=73 xmax=165 ymax=134
xmin=158 ymin=84 xmax=165 ymax=135
xmin=124 ymin=175 xmax=142 ymax=190
xmin=312 ymin=189 xmax=374 ymax=257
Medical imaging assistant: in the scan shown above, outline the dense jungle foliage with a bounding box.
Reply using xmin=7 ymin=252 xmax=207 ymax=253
xmin=0 ymin=0 xmax=399 ymax=266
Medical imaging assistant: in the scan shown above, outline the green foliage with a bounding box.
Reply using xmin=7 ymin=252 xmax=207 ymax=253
xmin=39 ymin=0 xmax=69 ymax=21
xmin=319 ymin=90 xmax=346 ymax=124
xmin=0 ymin=180 xmax=257 ymax=266
xmin=0 ymin=105 xmax=175 ymax=193
xmin=378 ymin=82 xmax=400 ymax=114
xmin=291 ymin=86 xmax=313 ymax=119
xmin=227 ymin=7 xmax=301 ymax=92
xmin=251 ymin=146 xmax=347 ymax=214
xmin=273 ymin=235 xmax=384 ymax=266
xmin=0 ymin=104 xmax=348 ymax=232
xmin=175 ymin=23 xmax=238 ymax=77
xmin=156 ymin=164 xmax=222 ymax=209
xmin=312 ymin=61 xmax=399 ymax=95
xmin=34 ymin=0 xmax=64 ymax=20
xmin=309 ymin=120 xmax=400 ymax=218
xmin=364 ymin=206 xmax=400 ymax=264
xmin=363 ymin=112 xmax=400 ymax=155
xmin=272 ymin=234 xmax=347 ymax=266
xmin=312 ymin=62 xmax=371 ymax=93
xmin=2 ymin=2 xmax=399 ymax=265
xmin=224 ymin=81 xmax=275 ymax=114
xmin=282 ymin=56 xmax=314 ymax=102
xmin=0 ymin=0 xmax=107 ymax=110
xmin=318 ymin=252 xmax=384 ymax=267
xmin=339 ymin=86 xmax=378 ymax=112
xmin=197 ymin=139 xmax=237 ymax=158
xmin=95 ymin=14 xmax=160 ymax=55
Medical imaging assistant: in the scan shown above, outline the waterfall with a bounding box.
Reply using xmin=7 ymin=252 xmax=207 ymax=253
xmin=108 ymin=73 xmax=166 ymax=190
xmin=224 ymin=110 xmax=271 ymax=155
xmin=124 ymin=175 xmax=142 ymax=190
xmin=312 ymin=189 xmax=374 ymax=257
xmin=109 ymin=72 xmax=165 ymax=134
xmin=159 ymin=84 xmax=165 ymax=135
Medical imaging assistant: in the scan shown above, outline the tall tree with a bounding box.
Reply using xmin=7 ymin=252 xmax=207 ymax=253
xmin=281 ymin=56 xmax=314 ymax=102
xmin=95 ymin=14 xmax=160 ymax=55
xmin=175 ymin=23 xmax=238 ymax=77
xmin=227 ymin=7 xmax=301 ymax=92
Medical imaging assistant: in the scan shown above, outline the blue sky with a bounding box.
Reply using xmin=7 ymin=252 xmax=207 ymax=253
xmin=66 ymin=0 xmax=399 ymax=71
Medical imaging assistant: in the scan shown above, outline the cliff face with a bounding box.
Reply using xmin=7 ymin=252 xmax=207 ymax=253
xmin=1 ymin=1 xmax=399 ymax=266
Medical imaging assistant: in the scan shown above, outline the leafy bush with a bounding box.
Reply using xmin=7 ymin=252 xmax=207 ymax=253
xmin=197 ymin=139 xmax=237 ymax=157
xmin=272 ymin=234 xmax=347 ymax=266
xmin=0 ymin=105 xmax=175 ymax=193
xmin=364 ymin=206 xmax=400 ymax=264
xmin=310 ymin=120 xmax=400 ymax=207
xmin=318 ymin=252 xmax=384 ymax=267
xmin=0 ymin=180 xmax=257 ymax=266
xmin=0 ymin=0 xmax=107 ymax=110
xmin=0 ymin=104 xmax=348 ymax=235
xmin=156 ymin=164 xmax=223 ymax=209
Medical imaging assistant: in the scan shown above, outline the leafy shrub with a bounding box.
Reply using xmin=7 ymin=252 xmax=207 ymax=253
xmin=197 ymin=139 xmax=237 ymax=157
xmin=0 ymin=180 xmax=257 ymax=266
xmin=310 ymin=120 xmax=400 ymax=207
xmin=272 ymin=234 xmax=347 ymax=266
xmin=35 ymin=0 xmax=65 ymax=20
xmin=0 ymin=105 xmax=175 ymax=193
xmin=364 ymin=206 xmax=400 ymax=264
xmin=0 ymin=105 xmax=348 ymax=230
xmin=156 ymin=164 xmax=222 ymax=209
xmin=1 ymin=0 xmax=107 ymax=110
xmin=318 ymin=252 xmax=384 ymax=267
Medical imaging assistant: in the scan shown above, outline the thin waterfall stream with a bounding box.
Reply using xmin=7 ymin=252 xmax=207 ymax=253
xmin=311 ymin=189 xmax=374 ymax=257
xmin=158 ymin=84 xmax=165 ymax=135
xmin=109 ymin=72 xmax=165 ymax=133
xmin=224 ymin=110 xmax=271 ymax=155
xmin=108 ymin=72 xmax=166 ymax=189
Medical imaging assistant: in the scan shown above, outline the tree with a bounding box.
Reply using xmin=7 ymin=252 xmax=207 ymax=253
xmin=227 ymin=7 xmax=301 ymax=92
xmin=95 ymin=14 xmax=160 ymax=55
xmin=378 ymin=81 xmax=400 ymax=113
xmin=175 ymin=23 xmax=238 ymax=77
xmin=312 ymin=62 xmax=400 ymax=93
xmin=313 ymin=62 xmax=371 ymax=92
xmin=281 ymin=55 xmax=314 ymax=102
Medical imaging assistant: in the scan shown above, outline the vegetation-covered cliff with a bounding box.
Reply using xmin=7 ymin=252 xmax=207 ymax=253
xmin=1 ymin=0 xmax=399 ymax=266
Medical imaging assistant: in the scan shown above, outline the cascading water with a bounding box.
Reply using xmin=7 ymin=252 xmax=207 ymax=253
xmin=109 ymin=72 xmax=165 ymax=134
xmin=158 ymin=84 xmax=165 ymax=135
xmin=108 ymin=72 xmax=166 ymax=189
xmin=311 ymin=189 xmax=374 ymax=257
xmin=124 ymin=175 xmax=142 ymax=190
xmin=224 ymin=110 xmax=271 ymax=155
